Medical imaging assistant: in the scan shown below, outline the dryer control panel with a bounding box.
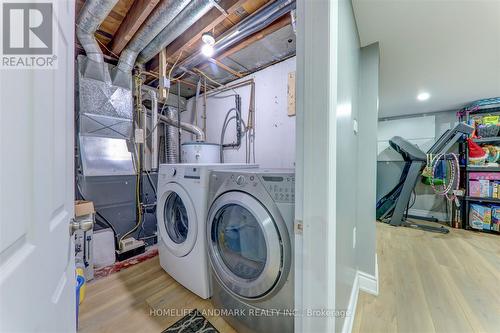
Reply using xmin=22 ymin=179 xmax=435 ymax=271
xmin=261 ymin=175 xmax=295 ymax=203
xmin=216 ymin=170 xmax=295 ymax=204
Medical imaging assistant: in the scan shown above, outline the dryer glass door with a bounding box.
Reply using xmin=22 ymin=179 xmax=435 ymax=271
xmin=208 ymin=192 xmax=282 ymax=299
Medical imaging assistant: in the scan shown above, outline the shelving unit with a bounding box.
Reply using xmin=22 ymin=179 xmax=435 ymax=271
xmin=467 ymin=166 xmax=500 ymax=172
xmin=459 ymin=103 xmax=500 ymax=234
xmin=465 ymin=196 xmax=500 ymax=204
xmin=473 ymin=137 xmax=500 ymax=144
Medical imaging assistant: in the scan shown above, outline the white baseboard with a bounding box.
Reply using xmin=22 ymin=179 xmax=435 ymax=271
xmin=358 ymin=254 xmax=379 ymax=295
xmin=341 ymin=254 xmax=379 ymax=333
xmin=341 ymin=271 xmax=359 ymax=333
xmin=408 ymin=208 xmax=447 ymax=222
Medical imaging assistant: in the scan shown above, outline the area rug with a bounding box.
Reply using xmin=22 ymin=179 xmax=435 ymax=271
xmin=93 ymin=246 xmax=158 ymax=280
xmin=162 ymin=309 xmax=219 ymax=333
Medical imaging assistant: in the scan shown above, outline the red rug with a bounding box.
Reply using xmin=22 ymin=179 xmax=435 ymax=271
xmin=93 ymin=246 xmax=158 ymax=280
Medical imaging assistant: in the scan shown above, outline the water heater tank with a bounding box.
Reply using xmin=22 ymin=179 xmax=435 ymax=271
xmin=181 ymin=142 xmax=220 ymax=163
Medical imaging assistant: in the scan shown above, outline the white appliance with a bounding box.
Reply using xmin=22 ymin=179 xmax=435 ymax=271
xmin=206 ymin=169 xmax=295 ymax=332
xmin=181 ymin=142 xmax=220 ymax=163
xmin=157 ymin=163 xmax=257 ymax=299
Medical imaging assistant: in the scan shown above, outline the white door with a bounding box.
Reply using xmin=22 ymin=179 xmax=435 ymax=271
xmin=0 ymin=1 xmax=76 ymax=332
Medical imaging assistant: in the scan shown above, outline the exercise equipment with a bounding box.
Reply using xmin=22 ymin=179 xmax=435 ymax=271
xmin=376 ymin=122 xmax=473 ymax=233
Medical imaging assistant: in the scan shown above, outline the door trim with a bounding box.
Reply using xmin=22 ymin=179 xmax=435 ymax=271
xmin=157 ymin=182 xmax=197 ymax=257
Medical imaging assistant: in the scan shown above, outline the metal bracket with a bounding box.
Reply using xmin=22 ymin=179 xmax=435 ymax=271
xmin=211 ymin=0 xmax=229 ymax=16
xmin=294 ymin=219 xmax=303 ymax=235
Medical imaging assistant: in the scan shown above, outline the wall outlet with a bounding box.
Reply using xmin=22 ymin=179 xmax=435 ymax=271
xmin=353 ymin=227 xmax=357 ymax=249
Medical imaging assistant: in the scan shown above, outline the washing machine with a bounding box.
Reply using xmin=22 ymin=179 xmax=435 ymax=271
xmin=157 ymin=163 xmax=257 ymax=299
xmin=206 ymin=169 xmax=295 ymax=332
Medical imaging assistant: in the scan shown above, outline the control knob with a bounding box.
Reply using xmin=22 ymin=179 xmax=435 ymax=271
xmin=236 ymin=175 xmax=246 ymax=185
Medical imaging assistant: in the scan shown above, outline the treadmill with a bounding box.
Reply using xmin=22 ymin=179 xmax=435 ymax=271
xmin=376 ymin=122 xmax=474 ymax=233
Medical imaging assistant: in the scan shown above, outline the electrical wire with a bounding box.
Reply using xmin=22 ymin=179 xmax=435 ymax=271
xmin=171 ymin=72 xmax=187 ymax=82
xmin=119 ymin=73 xmax=144 ymax=249
xmin=96 ymin=38 xmax=120 ymax=59
xmin=193 ymin=68 xmax=223 ymax=87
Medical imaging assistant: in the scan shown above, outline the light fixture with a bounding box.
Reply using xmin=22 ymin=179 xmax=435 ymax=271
xmin=201 ymin=31 xmax=215 ymax=57
xmin=201 ymin=43 xmax=214 ymax=57
xmin=417 ymin=92 xmax=430 ymax=101
xmin=201 ymin=31 xmax=215 ymax=46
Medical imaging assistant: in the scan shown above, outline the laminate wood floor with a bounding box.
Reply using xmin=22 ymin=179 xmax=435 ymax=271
xmin=79 ymin=256 xmax=236 ymax=333
xmin=80 ymin=222 xmax=499 ymax=333
xmin=353 ymin=222 xmax=500 ymax=333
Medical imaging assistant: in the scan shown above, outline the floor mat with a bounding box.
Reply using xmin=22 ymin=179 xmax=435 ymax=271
xmin=162 ymin=309 xmax=220 ymax=333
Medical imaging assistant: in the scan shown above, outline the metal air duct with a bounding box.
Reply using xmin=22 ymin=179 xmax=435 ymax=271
xmin=164 ymin=107 xmax=179 ymax=164
xmin=173 ymin=0 xmax=296 ymax=77
xmin=111 ymin=0 xmax=192 ymax=89
xmin=136 ymin=0 xmax=217 ymax=65
xmin=76 ymin=0 xmax=119 ymax=81
xmin=158 ymin=114 xmax=206 ymax=142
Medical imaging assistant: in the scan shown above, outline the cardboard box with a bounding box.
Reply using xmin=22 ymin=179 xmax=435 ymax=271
xmin=469 ymin=204 xmax=491 ymax=230
xmin=469 ymin=180 xmax=481 ymax=197
xmin=479 ymin=180 xmax=490 ymax=198
xmin=491 ymin=205 xmax=500 ymax=232
xmin=75 ymin=200 xmax=95 ymax=217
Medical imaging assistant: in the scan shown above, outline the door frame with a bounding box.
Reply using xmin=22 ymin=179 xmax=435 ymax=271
xmin=295 ymin=0 xmax=339 ymax=332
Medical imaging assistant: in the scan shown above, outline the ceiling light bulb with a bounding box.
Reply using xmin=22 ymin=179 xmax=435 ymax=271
xmin=201 ymin=32 xmax=215 ymax=46
xmin=417 ymin=92 xmax=430 ymax=101
xmin=201 ymin=44 xmax=214 ymax=57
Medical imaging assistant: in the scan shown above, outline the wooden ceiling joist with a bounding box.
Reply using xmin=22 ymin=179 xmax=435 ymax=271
xmin=208 ymin=58 xmax=243 ymax=78
xmin=146 ymin=0 xmax=247 ymax=72
xmin=109 ymin=0 xmax=160 ymax=55
xmin=213 ymin=14 xmax=291 ymax=62
xmin=196 ymin=13 xmax=292 ymax=73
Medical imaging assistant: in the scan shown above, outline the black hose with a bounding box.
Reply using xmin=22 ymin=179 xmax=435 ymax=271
xmin=145 ymin=171 xmax=157 ymax=197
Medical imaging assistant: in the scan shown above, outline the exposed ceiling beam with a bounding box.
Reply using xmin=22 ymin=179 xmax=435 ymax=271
xmin=208 ymin=58 xmax=243 ymax=77
xmin=146 ymin=0 xmax=247 ymax=72
xmin=196 ymin=13 xmax=291 ymax=73
xmin=146 ymin=7 xmax=292 ymax=88
xmin=214 ymin=13 xmax=291 ymax=62
xmin=109 ymin=0 xmax=160 ymax=56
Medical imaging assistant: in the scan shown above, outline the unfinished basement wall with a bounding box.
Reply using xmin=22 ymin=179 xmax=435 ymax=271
xmin=182 ymin=57 xmax=296 ymax=168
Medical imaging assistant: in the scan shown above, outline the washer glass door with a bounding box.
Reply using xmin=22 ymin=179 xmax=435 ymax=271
xmin=164 ymin=192 xmax=189 ymax=244
xmin=208 ymin=192 xmax=283 ymax=299
xmin=158 ymin=183 xmax=197 ymax=257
